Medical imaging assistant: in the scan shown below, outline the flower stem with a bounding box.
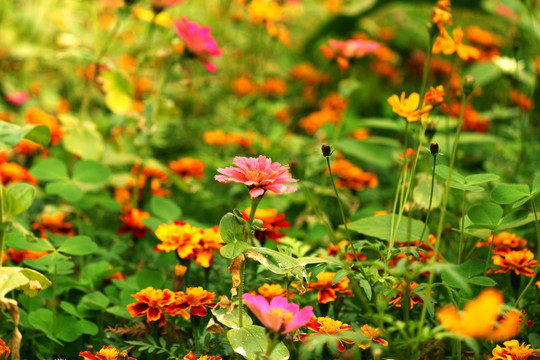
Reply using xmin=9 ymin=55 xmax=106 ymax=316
xmin=415 ymin=152 xmax=437 ymax=253
xmin=457 ymin=191 xmax=467 ymax=264
xmin=483 ymin=230 xmax=496 ymax=277
xmin=513 ymin=199 xmax=540 ymax=306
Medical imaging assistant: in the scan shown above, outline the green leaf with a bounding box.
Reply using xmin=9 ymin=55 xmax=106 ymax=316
xmin=347 ymin=214 xmax=429 ymax=243
xmin=150 ymin=196 xmax=181 ymax=223
xmin=465 ymin=62 xmax=503 ymax=88
xmin=57 ymin=236 xmax=98 ymax=255
xmin=136 ymin=268 xmax=164 ymax=289
xmin=468 ymin=276 xmax=497 ymax=287
xmin=72 ymin=160 xmax=111 ymax=184
xmin=533 ymin=174 xmax=540 ymax=195
xmin=491 ymin=183 xmax=530 ymax=205
xmin=458 ymin=259 xmax=485 ymax=279
xmin=100 ymin=70 xmax=133 ymax=115
xmin=55 ymin=314 xmax=84 ymax=342
xmin=141 ymin=217 xmax=162 ymax=231
xmin=227 ymin=325 xmax=289 ymax=360
xmin=220 ymin=242 xmax=248 ymax=259
xmin=6 ymin=182 xmax=36 ymax=216
xmin=60 ymin=301 xmax=80 ymax=318
xmin=80 ymin=291 xmax=110 ymax=310
xmin=0 ymin=266 xmax=52 ymax=298
xmin=413 ymin=177 xmax=442 ymax=209
xmin=212 ymin=308 xmax=253 ymax=329
xmin=28 ymin=308 xmax=60 ymax=343
xmin=62 ymin=124 xmax=104 ymax=160
xmin=25 ymin=252 xmax=70 ymax=271
xmin=5 ymin=231 xmax=54 ymax=251
xmin=331 ymin=269 xmax=349 ymax=286
xmin=245 ymin=247 xmax=306 ymax=281
xmin=499 ymin=210 xmax=530 ymax=229
xmin=465 ymin=173 xmax=500 ymax=185
xmin=359 ymin=278 xmax=372 ymax=301
xmin=441 ymin=265 xmax=471 ymax=293
xmin=79 ymin=319 xmax=99 ymax=335
xmin=45 ymin=181 xmax=83 ymax=202
xmin=219 ymin=212 xmax=244 ymax=244
xmin=467 ymin=203 xmax=503 ymax=229
xmin=0 ymin=121 xmax=51 ymax=148
xmin=30 ymin=158 xmax=69 ymax=181
xmin=335 ymin=138 xmax=396 ymax=168
xmin=435 ymin=165 xmax=465 ymax=184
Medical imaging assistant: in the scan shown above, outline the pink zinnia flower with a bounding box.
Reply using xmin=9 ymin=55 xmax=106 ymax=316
xmin=174 ymin=17 xmax=222 ymax=73
xmin=243 ymin=294 xmax=313 ymax=334
xmin=321 ymin=39 xmax=379 ymax=71
xmin=215 ymin=155 xmax=298 ymax=198
xmin=4 ymin=91 xmax=29 ymax=106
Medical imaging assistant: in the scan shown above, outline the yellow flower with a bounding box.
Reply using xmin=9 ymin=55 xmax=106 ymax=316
xmin=387 ymin=92 xmax=432 ymax=122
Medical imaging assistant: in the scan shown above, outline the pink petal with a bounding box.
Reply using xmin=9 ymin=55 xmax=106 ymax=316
xmin=249 ymin=188 xmax=265 ymax=198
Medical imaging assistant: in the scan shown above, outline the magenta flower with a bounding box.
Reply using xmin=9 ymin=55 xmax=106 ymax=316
xmin=243 ymin=294 xmax=313 ymax=334
xmin=174 ymin=17 xmax=222 ymax=73
xmin=215 ymin=155 xmax=298 ymax=198
xmin=4 ymin=91 xmax=29 ymax=106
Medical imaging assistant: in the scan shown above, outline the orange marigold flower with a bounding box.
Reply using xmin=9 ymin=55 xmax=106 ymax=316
xmin=423 ymin=85 xmax=446 ymax=109
xmin=490 ymin=311 xmax=524 ymax=342
xmin=510 ymin=89 xmax=533 ymax=111
xmin=179 ymin=351 xmax=222 ymax=360
xmin=31 ymin=212 xmax=76 ymax=238
xmin=247 ymin=0 xmax=283 ymax=24
xmin=191 ymin=226 xmax=223 ymax=268
xmin=25 ymin=108 xmax=64 ymax=145
xmin=431 ymin=0 xmax=452 ymax=29
xmin=388 ymin=281 xmax=425 ymax=309
xmin=259 ymin=77 xmax=287 ymax=97
xmin=330 ymin=158 xmax=378 ymax=191
xmin=79 ymin=345 xmax=137 ymax=360
xmin=154 ymin=221 xmax=200 ymax=259
xmin=170 ymin=287 xmax=217 ymax=317
xmin=242 ymin=207 xmax=290 ymax=242
xmin=358 ymin=324 xmax=388 ymax=349
xmin=169 ymin=157 xmax=205 ymax=179
xmin=477 ymin=231 xmax=527 ymax=252
xmin=308 ymin=272 xmax=353 ymax=304
xmin=0 ymin=161 xmax=38 ymax=185
xmin=126 ymin=287 xmax=176 ymax=327
xmin=232 ymin=76 xmax=256 ymax=98
xmin=351 ymin=128 xmax=369 ymax=140
xmin=387 ymin=92 xmax=432 ymax=122
xmin=8 ymin=248 xmax=49 ymax=262
xmin=437 ymin=288 xmax=522 ymax=341
xmin=250 ymin=283 xmax=293 ymax=302
xmin=300 ymin=316 xmax=354 ymax=352
xmin=491 ymin=340 xmax=540 ymax=360
xmin=465 ymin=25 xmax=504 ymax=48
xmin=326 ymin=239 xmax=366 ymax=263
xmin=203 ymin=130 xmax=228 ymax=146
xmin=118 ymin=209 xmax=150 ymax=238
xmin=432 ymin=27 xmax=480 ymax=61
xmin=290 ymin=62 xmax=330 ymax=85
xmin=446 ymin=101 xmax=489 ymax=133
xmin=0 ymin=338 xmax=11 ymax=360
xmin=489 ymin=249 xmax=538 ymax=277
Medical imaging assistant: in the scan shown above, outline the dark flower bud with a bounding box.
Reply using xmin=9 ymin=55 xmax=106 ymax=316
xmin=321 ymin=144 xmax=332 ymax=157
xmin=462 ymin=75 xmax=475 ymax=96
xmin=430 ymin=142 xmax=439 ymax=155
xmin=85 ymin=345 xmax=94 ymax=354
xmin=424 ymin=122 xmax=437 ymax=142
xmin=513 ymin=41 xmax=520 ymax=52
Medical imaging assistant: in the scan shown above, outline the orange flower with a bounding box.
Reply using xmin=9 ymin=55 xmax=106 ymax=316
xmin=79 ymin=345 xmax=137 ymax=360
xmin=300 ymin=316 xmax=354 ymax=352
xmin=490 ymin=311 xmax=524 ymax=342
xmin=446 ymin=101 xmax=490 ymax=133
xmin=423 ymin=85 xmax=446 ymax=109
xmin=477 ymin=231 xmax=527 ymax=252
xmin=179 ymin=351 xmax=222 ymax=360
xmin=203 ymin=130 xmax=228 ymax=146
xmin=190 ymin=226 xmax=223 ymax=268
xmin=128 ymin=164 xmax=170 ymax=198
xmin=118 ymin=209 xmax=150 ymax=238
xmin=232 ymin=76 xmax=256 ymax=98
xmin=154 ymin=221 xmax=200 ymax=259
xmin=290 ymin=63 xmax=330 ymax=85
xmin=387 ymin=92 xmax=432 ymax=122
xmin=0 ymin=160 xmax=38 ymax=185
xmin=169 ymin=157 xmax=205 ymax=179
xmin=170 ymin=287 xmax=217 ymax=317
xmin=489 ymin=249 xmax=538 ymax=277
xmin=388 ymin=281 xmax=425 ymax=309
xmin=431 ymin=0 xmax=452 ymax=29
xmin=465 ymin=26 xmax=504 ymax=48
xmin=351 ymin=128 xmax=369 ymax=140
xmin=126 ymin=287 xmax=176 ymax=327
xmin=326 ymin=239 xmax=366 ymax=262
xmin=432 ymin=27 xmax=480 ymax=61
xmin=330 ymin=158 xmax=378 ymax=191
xmin=250 ymin=283 xmax=293 ymax=302
xmin=8 ymin=248 xmax=49 ymax=262
xmin=437 ymin=288 xmax=522 ymax=341
xmin=259 ymin=77 xmax=287 ymax=97
xmin=31 ymin=212 xmax=76 ymax=238
xmin=510 ymin=89 xmax=533 ymax=111
xmin=358 ymin=324 xmax=388 ymax=349
xmin=246 ymin=0 xmax=290 ymax=45
xmin=0 ymin=338 xmax=10 ymax=360
xmin=242 ymin=207 xmax=290 ymax=242
xmin=24 ymin=108 xmax=64 ymax=144
xmin=308 ymin=272 xmax=353 ymax=304
xmin=491 ymin=340 xmax=540 ymax=360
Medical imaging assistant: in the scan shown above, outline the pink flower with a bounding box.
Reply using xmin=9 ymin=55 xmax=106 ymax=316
xmin=321 ymin=39 xmax=379 ymax=70
xmin=174 ymin=17 xmax=222 ymax=73
xmin=5 ymin=91 xmax=29 ymax=106
xmin=215 ymin=156 xmax=298 ymax=198
xmin=243 ymin=294 xmax=313 ymax=334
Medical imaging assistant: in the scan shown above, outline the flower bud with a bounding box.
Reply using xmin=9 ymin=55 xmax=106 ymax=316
xmin=321 ymin=144 xmax=332 ymax=157
xmin=85 ymin=345 xmax=94 ymax=354
xmin=430 ymin=142 xmax=439 ymax=155
xmin=462 ymin=75 xmax=475 ymax=96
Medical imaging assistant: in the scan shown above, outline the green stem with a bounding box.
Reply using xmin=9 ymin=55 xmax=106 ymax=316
xmin=416 ymin=153 xmax=437 ymax=253
xmin=419 ymin=31 xmax=434 ymax=100
xmin=0 ymin=183 xmax=4 ymax=267
xmin=417 ymin=92 xmax=468 ymax=337
xmin=457 ymin=191 xmax=467 ymax=264
xmin=483 ymin=230 xmax=496 ymax=277
xmin=513 ymin=199 xmax=540 ymax=306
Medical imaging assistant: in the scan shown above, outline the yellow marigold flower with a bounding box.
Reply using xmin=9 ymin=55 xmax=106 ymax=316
xmin=250 ymin=283 xmax=293 ymax=302
xmin=307 ymin=272 xmax=353 ymax=304
xmin=126 ymin=287 xmax=176 ymax=327
xmin=300 ymin=316 xmax=354 ymax=352
xmin=358 ymin=324 xmax=388 ymax=349
xmin=437 ymin=288 xmax=522 ymax=341
xmin=170 ymin=287 xmax=217 ymax=317
xmin=491 ymin=340 xmax=540 ymax=360
xmin=387 ymin=92 xmax=432 ymax=122
xmin=431 ymin=0 xmax=452 ymax=29
xmin=154 ymin=221 xmax=201 ymax=259
xmin=432 ymin=27 xmax=480 ymax=61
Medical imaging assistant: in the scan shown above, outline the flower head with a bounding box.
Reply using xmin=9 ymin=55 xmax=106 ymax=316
xmin=215 ymin=156 xmax=298 ymax=198
xmin=243 ymin=294 xmax=313 ymax=334
xmin=436 ymin=288 xmax=522 ymax=341
xmin=388 ymin=92 xmax=432 ymax=122
xmin=489 ymin=249 xmax=538 ymax=277
xmin=432 ymin=27 xmax=480 ymax=61
xmin=174 ymin=18 xmax=222 ymax=73
xmin=118 ymin=209 xmax=150 ymax=238
xmin=242 ymin=207 xmax=290 ymax=242
xmin=321 ymin=39 xmax=379 ymax=71
xmin=0 ymin=338 xmax=10 ymax=360
xmin=250 ymin=283 xmax=294 ymax=302
xmin=179 ymin=352 xmax=223 ymax=360
xmin=169 ymin=157 xmax=205 ymax=179
xmin=170 ymin=287 xmax=217 ymax=317
xmin=308 ymin=272 xmax=353 ymax=304
xmin=4 ymin=91 xmax=29 ymax=106
xmin=358 ymin=324 xmax=388 ymax=349
xmin=388 ymin=281 xmax=425 ymax=309
xmin=126 ymin=287 xmax=176 ymax=327
xmin=79 ymin=345 xmax=137 ymax=360
xmin=31 ymin=212 xmax=75 ymax=238
xmin=300 ymin=316 xmax=354 ymax=352
xmin=491 ymin=340 xmax=540 ymax=360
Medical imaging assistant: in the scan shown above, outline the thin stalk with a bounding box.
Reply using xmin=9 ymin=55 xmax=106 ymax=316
xmin=457 ymin=191 xmax=467 ymax=264
xmin=416 ymin=153 xmax=437 ymax=253
xmin=417 ymin=92 xmax=469 ymax=337
xmin=483 ymin=230 xmax=496 ymax=277
xmin=513 ymin=199 xmax=540 ymax=306
xmin=419 ymin=31 xmax=434 ymax=100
